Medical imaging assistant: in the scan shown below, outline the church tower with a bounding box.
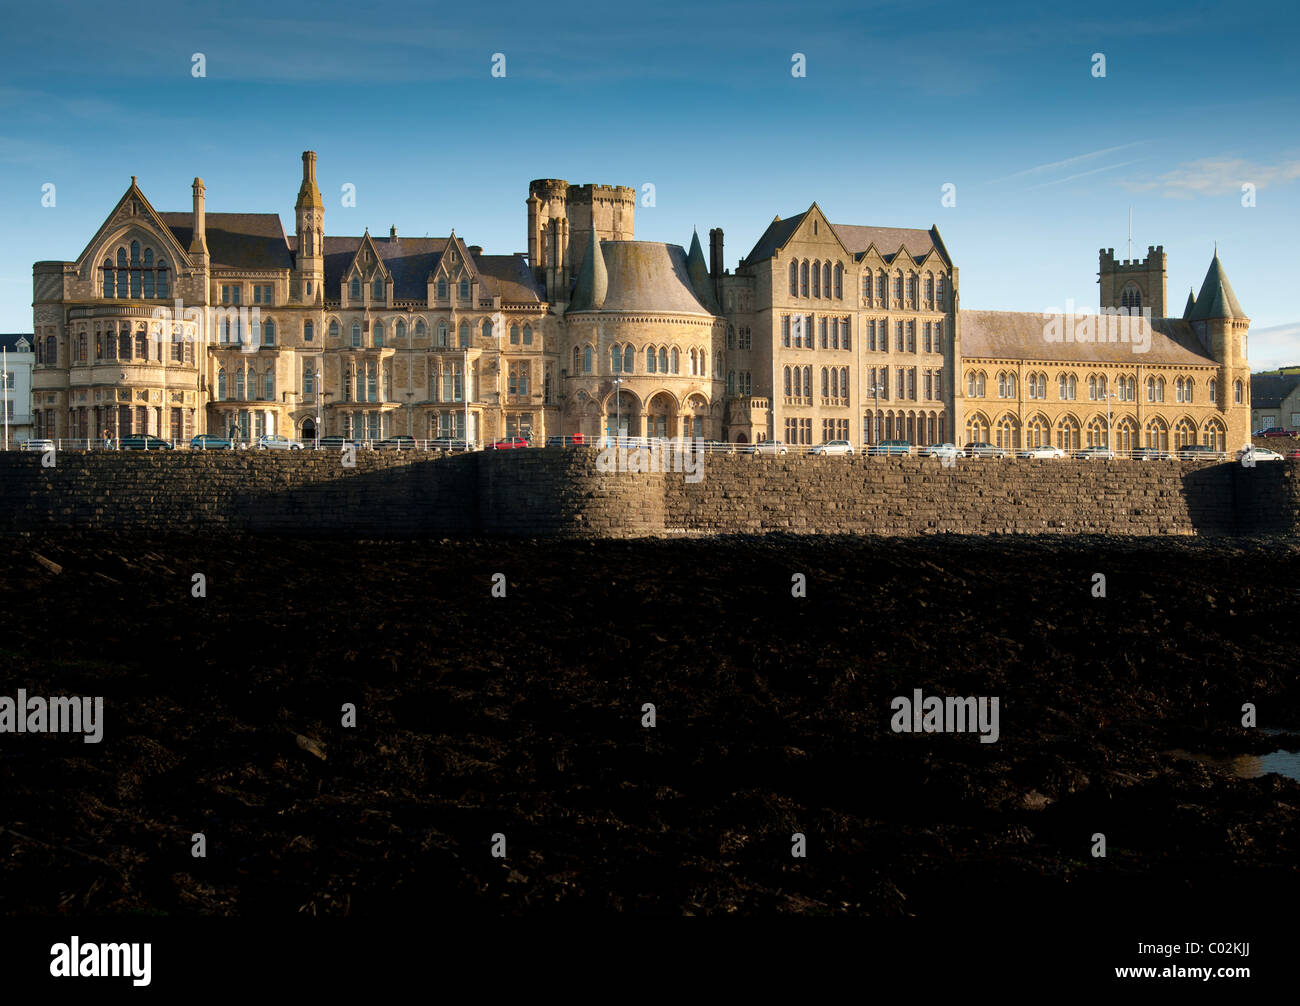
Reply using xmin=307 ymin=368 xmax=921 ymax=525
xmin=1099 ymin=245 xmax=1167 ymax=318
xmin=294 ymin=151 xmax=324 ymax=304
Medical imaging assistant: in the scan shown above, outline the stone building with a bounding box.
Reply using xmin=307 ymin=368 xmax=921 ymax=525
xmin=1250 ymin=372 xmax=1300 ymax=434
xmin=1 ymin=334 xmax=35 ymax=446
xmin=28 ymin=152 xmax=1251 ymax=451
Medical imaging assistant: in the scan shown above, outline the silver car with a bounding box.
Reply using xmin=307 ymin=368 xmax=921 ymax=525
xmin=810 ymin=440 xmax=855 ymax=456
xmin=256 ymin=434 xmax=305 ymax=451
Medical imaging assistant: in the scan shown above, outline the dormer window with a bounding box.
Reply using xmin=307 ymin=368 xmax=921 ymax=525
xmin=373 ymin=276 xmax=384 ymax=299
xmin=351 ymin=277 xmax=361 ymax=299
xmin=459 ymin=278 xmax=469 ymax=301
xmin=438 ymin=277 xmax=448 ymax=299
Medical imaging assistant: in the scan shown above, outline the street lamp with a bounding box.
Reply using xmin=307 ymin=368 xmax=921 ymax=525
xmin=868 ymin=383 xmax=885 ymax=446
xmin=319 ymin=390 xmax=333 ymax=449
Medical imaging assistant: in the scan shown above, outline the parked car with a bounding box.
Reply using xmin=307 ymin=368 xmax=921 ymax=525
xmin=810 ymin=439 xmax=855 ymax=456
xmin=700 ymin=440 xmax=735 ymax=454
xmin=1130 ymin=447 xmax=1173 ymax=461
xmin=1017 ymin=444 xmax=1065 ymax=459
xmin=119 ymin=435 xmax=173 ymax=451
xmin=1177 ymin=444 xmax=1218 ymax=459
xmin=1288 ymin=449 xmax=1300 ymax=460
xmin=1236 ymin=446 xmax=1285 ymax=462
xmin=19 ymin=438 xmax=55 ymax=453
xmin=753 ymin=440 xmax=789 ymax=456
xmin=965 ymin=441 xmax=1008 ymax=458
xmin=489 ymin=436 xmax=529 ymax=450
xmin=256 ymin=434 xmax=304 ymax=451
xmin=924 ymin=442 xmax=965 ymax=460
xmin=544 ymin=435 xmax=589 ymax=447
xmin=868 ymin=439 xmax=912 ymax=456
xmin=190 ymin=434 xmax=233 ymax=451
xmin=1075 ymin=446 xmax=1116 ymax=460
xmin=375 ymin=435 xmax=417 ymax=451
xmin=1255 ymin=427 xmax=1297 ymax=438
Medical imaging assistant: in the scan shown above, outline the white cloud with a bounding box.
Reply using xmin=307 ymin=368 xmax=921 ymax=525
xmin=1123 ymin=157 xmax=1300 ymax=199
xmin=1249 ymin=321 xmax=1300 ymax=372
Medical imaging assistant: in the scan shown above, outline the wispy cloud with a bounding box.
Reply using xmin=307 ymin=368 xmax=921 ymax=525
xmin=986 ymin=142 xmax=1150 ymax=186
xmin=1123 ymin=156 xmax=1300 ymax=198
xmin=1025 ymin=157 xmax=1151 ymax=190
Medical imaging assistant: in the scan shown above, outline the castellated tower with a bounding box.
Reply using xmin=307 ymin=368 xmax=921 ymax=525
xmin=294 ymin=151 xmax=325 ymax=304
xmin=527 ymin=179 xmax=635 ymax=303
xmin=1099 ymin=245 xmax=1167 ymax=318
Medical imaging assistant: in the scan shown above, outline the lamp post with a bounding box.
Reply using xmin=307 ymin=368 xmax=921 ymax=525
xmin=319 ymin=390 xmax=333 ymax=448
xmin=868 ymin=382 xmax=885 ymax=446
xmin=1107 ymin=387 xmax=1117 ymax=456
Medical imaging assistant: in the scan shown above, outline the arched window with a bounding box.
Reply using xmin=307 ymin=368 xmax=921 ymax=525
xmin=1088 ymin=375 xmax=1098 ymax=400
xmin=102 ymin=259 xmax=114 ymax=297
xmin=1121 ymin=283 xmax=1142 ymax=311
xmin=329 ymin=319 xmax=340 ymax=340
xmin=812 ymin=260 xmax=821 ymax=298
xmin=670 ymin=348 xmax=680 ymax=374
xmin=143 ymin=248 xmax=155 ymax=297
xmin=117 ymin=248 xmax=129 ymax=298
xmin=582 ymin=345 xmax=594 ymax=373
xmin=728 ymin=371 xmax=736 ymax=395
xmin=1145 ymin=417 xmax=1168 ymax=451
xmin=351 ymin=277 xmax=361 ymax=299
xmin=573 ymin=347 xmax=580 ymax=373
xmin=373 ymin=276 xmax=384 ymax=299
xmin=1202 ymin=418 xmax=1225 ymax=452
xmin=510 ymin=324 xmax=520 ymax=344
xmin=833 ymin=262 xmax=843 ymax=299
xmin=235 ymin=368 xmax=245 ymax=400
xmin=784 ymin=367 xmax=793 ymax=397
xmin=265 ymin=369 xmax=275 ymax=401
xmin=395 ymin=320 xmax=406 ymax=341
xmin=716 ymin=350 xmax=723 ymax=375
xmin=304 ymin=321 xmax=314 ymax=342
xmin=352 ymin=322 xmax=362 ymax=348
xmin=304 ymin=365 xmax=315 ymax=398
xmin=263 ymin=319 xmax=275 ymax=346
xmin=523 ymin=325 xmax=533 ymax=345
xmin=624 ymin=345 xmax=635 ymax=373
xmin=611 ymin=344 xmax=622 ymax=373
xmin=482 ymin=319 xmax=492 ymax=340
xmin=823 ymin=262 xmax=832 ymax=297
xmin=789 ymin=261 xmax=798 ymax=297
xmin=458 ymin=322 xmax=469 ymax=348
xmin=459 ymin=278 xmax=469 ymax=301
xmin=800 ymin=261 xmax=809 ymax=297
xmin=1234 ymin=380 xmax=1243 ymax=404
xmin=415 ymin=319 xmax=426 ymax=338
xmin=373 ymin=321 xmax=383 ymax=347
xmin=156 ymin=259 xmax=169 ymax=298
xmin=437 ymin=322 xmax=448 ymax=348
xmin=688 ymin=348 xmax=697 ymax=375
xmin=966 ymin=413 xmax=990 ymax=444
xmin=647 ymin=346 xmax=657 ymax=373
xmin=1085 ymin=416 xmax=1108 ymax=448
xmin=437 ymin=277 xmax=448 ymax=299
xmin=217 ymin=368 xmax=227 ymax=401
xmin=659 ymin=347 xmax=668 ymax=373
xmin=1208 ymin=378 xmax=1217 ymax=404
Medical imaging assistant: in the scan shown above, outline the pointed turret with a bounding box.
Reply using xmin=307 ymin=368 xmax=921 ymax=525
xmin=569 ymin=227 xmax=607 ymax=311
xmin=294 ymin=151 xmax=324 ymax=302
xmin=686 ymin=229 xmax=719 ymax=312
xmin=1183 ymin=288 xmax=1196 ymax=319
xmin=1188 ymin=254 xmax=1246 ymax=321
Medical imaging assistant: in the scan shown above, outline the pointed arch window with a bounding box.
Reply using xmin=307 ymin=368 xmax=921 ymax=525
xmin=437 ymin=322 xmax=448 ymax=348
xmin=611 ymin=344 xmax=622 ymax=373
xmin=351 ymin=277 xmax=361 ymax=299
xmin=329 ymin=319 xmax=340 ymax=340
xmin=582 ymin=345 xmax=594 ymax=373
xmin=117 ymin=249 xmax=129 ymax=298
xmin=459 ymin=278 xmax=469 ymax=301
xmin=373 ymin=321 xmax=383 ymax=347
xmin=624 ymin=345 xmax=635 ymax=373
xmin=647 ymin=346 xmax=657 ymax=373
xmin=659 ymin=347 xmax=668 ymax=373
xmin=415 ymin=319 xmax=426 ymax=338
xmin=265 ymin=369 xmax=275 ymax=401
xmin=263 ymin=319 xmax=275 ymax=346
xmin=438 ymin=277 xmax=448 ymax=299
xmin=217 ymin=368 xmax=227 ymax=401
xmin=458 ymin=322 xmax=469 ymax=348
xmin=395 ymin=320 xmax=406 ymax=341
xmin=510 ymin=324 xmax=520 ymax=344
xmin=304 ymin=365 xmax=315 ymax=401
xmin=812 ymin=260 xmax=821 ymax=297
xmin=103 ymin=260 xmax=114 ymax=298
xmin=833 ymin=262 xmax=843 ymax=299
xmin=373 ymin=276 xmax=384 ymax=299
xmin=670 ymin=347 xmax=680 ymax=374
xmin=352 ymin=322 xmax=362 ymax=348
xmin=482 ymin=319 xmax=493 ymax=340
xmin=789 ymin=261 xmax=798 ymax=297
xmin=823 ymin=262 xmax=831 ymax=297
xmin=523 ymin=325 xmax=533 ymax=345
xmin=235 ymin=368 xmax=246 ymax=401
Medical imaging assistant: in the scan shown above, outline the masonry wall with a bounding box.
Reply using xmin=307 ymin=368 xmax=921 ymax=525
xmin=0 ymin=450 xmax=1296 ymax=538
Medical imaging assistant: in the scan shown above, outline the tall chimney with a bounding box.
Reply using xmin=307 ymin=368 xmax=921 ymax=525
xmin=190 ymin=178 xmax=208 ymax=259
xmin=709 ymin=227 xmax=723 ymax=279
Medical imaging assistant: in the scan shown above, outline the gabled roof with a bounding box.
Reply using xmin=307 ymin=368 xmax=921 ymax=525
xmin=0 ymin=334 xmax=34 ymax=353
xmin=829 ymin=224 xmax=950 ymax=267
xmin=308 ymin=233 xmax=542 ymax=303
xmin=77 ymin=180 xmax=193 ymax=273
xmin=1188 ymin=254 xmax=1247 ymax=321
xmin=1249 ymin=373 xmax=1300 ymax=410
xmin=160 ymin=212 xmax=292 ymax=270
xmin=740 ymin=207 xmax=950 ymax=268
xmin=960 ymin=310 xmax=1218 ymax=366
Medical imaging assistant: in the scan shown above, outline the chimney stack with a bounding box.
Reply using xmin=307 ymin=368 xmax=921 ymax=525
xmin=709 ymin=227 xmax=724 ymax=279
xmin=190 ymin=178 xmax=208 ymax=259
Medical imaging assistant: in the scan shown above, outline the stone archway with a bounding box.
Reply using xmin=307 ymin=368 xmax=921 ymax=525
xmin=300 ymin=417 xmax=317 ymax=442
xmin=644 ymin=391 xmax=676 ymax=440
xmin=603 ymin=388 xmax=643 ymax=440
xmin=680 ymin=393 xmax=709 ymax=440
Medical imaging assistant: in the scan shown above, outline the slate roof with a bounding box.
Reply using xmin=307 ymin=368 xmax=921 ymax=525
xmin=1250 ymin=374 xmax=1300 ymax=410
xmin=569 ymin=241 xmax=716 ymax=317
xmin=740 ymin=209 xmax=949 ymax=267
xmin=160 ymin=213 xmax=293 ymax=270
xmin=1187 ymin=255 xmax=1246 ymax=321
xmin=0 ymin=334 xmax=34 ymax=352
xmin=960 ymin=310 xmax=1218 ymax=366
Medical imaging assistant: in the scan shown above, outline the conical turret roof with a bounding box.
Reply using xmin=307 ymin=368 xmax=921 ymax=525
xmin=1183 ymin=288 xmax=1196 ymax=319
xmin=1188 ymin=254 xmax=1246 ymax=321
xmin=569 ymin=227 xmax=608 ymax=310
xmin=685 ymin=229 xmax=718 ymax=311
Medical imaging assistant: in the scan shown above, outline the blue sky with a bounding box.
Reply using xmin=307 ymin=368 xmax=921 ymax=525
xmin=2 ymin=0 xmax=1297 ymax=367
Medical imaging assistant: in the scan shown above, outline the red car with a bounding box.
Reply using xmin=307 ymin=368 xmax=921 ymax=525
xmin=1256 ymin=427 xmax=1297 ymax=438
xmin=490 ymin=436 xmax=529 ymax=450
xmin=1287 ymin=450 xmax=1300 ymax=460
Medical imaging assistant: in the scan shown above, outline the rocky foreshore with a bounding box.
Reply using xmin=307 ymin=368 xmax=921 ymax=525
xmin=1 ymin=532 xmax=1296 ymax=916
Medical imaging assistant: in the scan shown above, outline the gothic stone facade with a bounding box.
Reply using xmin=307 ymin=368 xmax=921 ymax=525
xmin=30 ymin=152 xmax=1250 ymax=451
